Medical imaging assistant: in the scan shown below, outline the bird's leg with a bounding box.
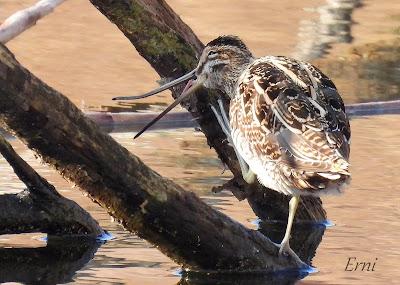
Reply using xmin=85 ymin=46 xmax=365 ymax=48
xmin=210 ymin=100 xmax=255 ymax=184
xmin=216 ymin=99 xmax=255 ymax=184
xmin=279 ymin=195 xmax=301 ymax=259
xmin=210 ymin=104 xmax=231 ymax=138
xmin=217 ymin=99 xmax=230 ymax=130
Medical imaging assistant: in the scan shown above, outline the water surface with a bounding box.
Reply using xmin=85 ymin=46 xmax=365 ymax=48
xmin=1 ymin=115 xmax=399 ymax=284
xmin=0 ymin=0 xmax=399 ymax=284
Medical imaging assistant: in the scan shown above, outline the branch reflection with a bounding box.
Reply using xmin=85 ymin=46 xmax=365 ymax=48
xmin=0 ymin=236 xmax=101 ymax=284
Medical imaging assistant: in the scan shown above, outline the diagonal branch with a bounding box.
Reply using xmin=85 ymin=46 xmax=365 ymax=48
xmin=89 ymin=0 xmax=326 ymax=222
xmin=0 ymin=135 xmax=103 ymax=236
xmin=0 ymin=43 xmax=304 ymax=271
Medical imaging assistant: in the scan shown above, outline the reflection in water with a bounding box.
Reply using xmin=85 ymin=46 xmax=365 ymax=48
xmin=1 ymin=115 xmax=400 ymax=284
xmin=90 ymin=101 xmax=168 ymax=113
xmin=178 ymin=271 xmax=306 ymax=285
xmin=257 ymin=221 xmax=326 ymax=266
xmin=316 ymin=39 xmax=400 ymax=103
xmin=1 ymin=1 xmax=400 ymax=284
xmin=0 ymin=224 xmax=324 ymax=284
xmin=0 ymin=236 xmax=101 ymax=284
xmin=0 ymin=223 xmax=325 ymax=285
xmin=293 ymin=0 xmax=362 ymax=60
xmin=179 ymin=221 xmax=325 ymax=285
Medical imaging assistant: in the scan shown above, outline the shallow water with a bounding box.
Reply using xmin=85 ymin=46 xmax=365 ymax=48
xmin=1 ymin=0 xmax=400 ymax=110
xmin=0 ymin=0 xmax=400 ymax=284
xmin=1 ymin=116 xmax=400 ymax=284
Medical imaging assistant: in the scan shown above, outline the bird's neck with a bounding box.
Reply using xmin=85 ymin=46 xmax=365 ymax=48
xmin=222 ymin=57 xmax=254 ymax=98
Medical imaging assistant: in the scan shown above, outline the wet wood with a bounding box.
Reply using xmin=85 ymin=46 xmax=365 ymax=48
xmin=0 ymin=44 xmax=303 ymax=271
xmin=345 ymin=99 xmax=400 ymax=117
xmin=85 ymin=111 xmax=195 ymax=133
xmin=86 ymin=97 xmax=400 ymax=132
xmin=89 ymin=0 xmax=326 ymax=222
xmin=0 ymin=135 xmax=103 ymax=236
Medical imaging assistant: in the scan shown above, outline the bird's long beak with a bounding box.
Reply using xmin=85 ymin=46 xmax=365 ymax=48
xmin=112 ymin=69 xmax=197 ymax=101
xmin=132 ymin=76 xmax=204 ymax=139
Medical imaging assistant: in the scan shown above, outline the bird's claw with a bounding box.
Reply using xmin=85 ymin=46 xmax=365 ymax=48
xmin=275 ymin=241 xmax=308 ymax=268
xmin=278 ymin=241 xmax=292 ymax=256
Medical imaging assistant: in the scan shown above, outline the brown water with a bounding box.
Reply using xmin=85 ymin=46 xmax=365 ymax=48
xmin=1 ymin=0 xmax=400 ymax=284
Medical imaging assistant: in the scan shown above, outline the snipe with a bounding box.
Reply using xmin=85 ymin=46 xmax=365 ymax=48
xmin=113 ymin=35 xmax=351 ymax=264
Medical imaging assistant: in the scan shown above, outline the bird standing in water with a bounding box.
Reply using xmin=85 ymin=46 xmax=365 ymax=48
xmin=113 ymin=35 xmax=351 ymax=263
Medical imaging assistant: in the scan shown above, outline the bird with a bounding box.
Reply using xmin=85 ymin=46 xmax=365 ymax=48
xmin=113 ymin=35 xmax=351 ymax=264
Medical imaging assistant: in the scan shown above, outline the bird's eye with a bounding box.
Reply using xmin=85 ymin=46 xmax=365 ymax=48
xmin=208 ymin=50 xmax=218 ymax=57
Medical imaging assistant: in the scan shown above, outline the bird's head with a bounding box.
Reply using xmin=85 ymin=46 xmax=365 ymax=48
xmin=195 ymin=35 xmax=253 ymax=93
xmin=113 ymin=35 xmax=253 ymax=138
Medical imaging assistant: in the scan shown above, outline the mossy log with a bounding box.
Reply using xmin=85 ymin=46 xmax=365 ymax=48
xmin=0 ymin=44 xmax=306 ymax=271
xmin=0 ymin=135 xmax=103 ymax=236
xmin=89 ymin=0 xmax=326 ymax=222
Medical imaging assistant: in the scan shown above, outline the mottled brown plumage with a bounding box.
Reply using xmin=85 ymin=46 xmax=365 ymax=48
xmin=194 ymin=36 xmax=351 ymax=197
xmin=114 ymin=35 xmax=351 ymax=264
xmin=230 ymin=55 xmax=350 ymax=196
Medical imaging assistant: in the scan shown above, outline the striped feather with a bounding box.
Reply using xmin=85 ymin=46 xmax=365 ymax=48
xmin=230 ymin=56 xmax=351 ymax=195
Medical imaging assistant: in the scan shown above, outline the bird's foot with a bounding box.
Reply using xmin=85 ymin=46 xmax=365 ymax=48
xmin=275 ymin=240 xmax=308 ymax=268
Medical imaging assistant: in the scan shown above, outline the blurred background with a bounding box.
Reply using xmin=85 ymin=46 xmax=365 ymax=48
xmin=0 ymin=0 xmax=400 ymax=284
xmin=2 ymin=0 xmax=400 ymax=111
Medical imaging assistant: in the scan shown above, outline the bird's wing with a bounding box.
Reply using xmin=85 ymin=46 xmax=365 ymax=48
xmin=230 ymin=56 xmax=350 ymax=189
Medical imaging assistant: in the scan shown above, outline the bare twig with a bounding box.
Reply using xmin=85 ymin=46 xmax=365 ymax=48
xmin=0 ymin=0 xmax=66 ymax=43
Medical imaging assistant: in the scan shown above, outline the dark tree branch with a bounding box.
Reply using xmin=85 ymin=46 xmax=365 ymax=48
xmin=0 ymin=135 xmax=103 ymax=236
xmin=0 ymin=44 xmax=306 ymax=271
xmin=89 ymin=0 xmax=326 ymax=222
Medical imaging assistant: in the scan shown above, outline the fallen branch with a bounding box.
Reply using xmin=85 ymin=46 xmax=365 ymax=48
xmin=0 ymin=0 xmax=66 ymax=43
xmin=89 ymin=0 xmax=326 ymax=222
xmin=0 ymin=43 xmax=303 ymax=271
xmin=0 ymin=135 xmax=103 ymax=236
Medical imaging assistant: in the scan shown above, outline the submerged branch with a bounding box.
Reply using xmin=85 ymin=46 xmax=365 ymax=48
xmin=0 ymin=135 xmax=103 ymax=236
